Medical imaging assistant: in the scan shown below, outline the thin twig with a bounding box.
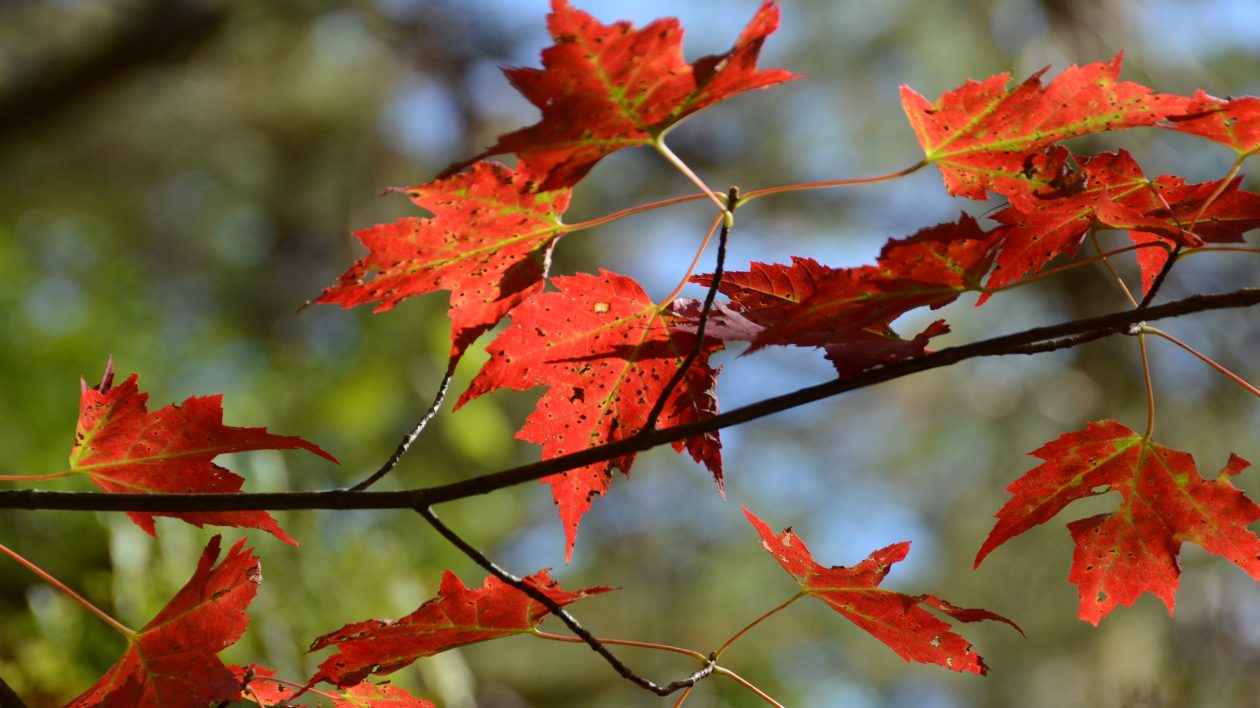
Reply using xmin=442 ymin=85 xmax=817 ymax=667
xmin=0 ymin=674 xmax=25 ymax=708
xmin=644 ymin=187 xmax=737 ymax=433
xmin=349 ymin=370 xmax=453 ymax=491
xmin=2 ymin=289 xmax=1258 ymax=514
xmin=415 ymin=506 xmax=715 ymax=697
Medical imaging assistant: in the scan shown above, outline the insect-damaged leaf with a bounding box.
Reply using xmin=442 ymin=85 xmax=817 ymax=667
xmin=459 ymin=270 xmax=723 ymax=559
xmin=975 ymin=420 xmax=1260 ymax=624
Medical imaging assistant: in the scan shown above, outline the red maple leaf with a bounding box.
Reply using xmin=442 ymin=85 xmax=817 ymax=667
xmin=693 ymin=216 xmax=993 ymax=372
xmin=69 ymin=536 xmax=260 ymax=707
xmin=459 ymin=270 xmax=723 ymax=559
xmin=310 ymin=569 xmax=612 ymax=687
xmin=458 ymin=0 xmax=798 ymax=189
xmin=744 ymin=508 xmax=1020 ymax=674
xmin=901 ymin=53 xmax=1186 ymax=201
xmin=234 ymin=665 xmax=433 ymax=707
xmin=1165 ymin=91 xmax=1260 ymax=158
xmin=315 ymin=160 xmax=572 ymax=360
xmin=70 ymin=362 xmax=336 ymax=545
xmin=980 ymin=151 xmax=1260 ymax=297
xmin=1124 ymin=174 xmax=1260 ymax=293
xmin=974 ymin=420 xmax=1260 ymax=624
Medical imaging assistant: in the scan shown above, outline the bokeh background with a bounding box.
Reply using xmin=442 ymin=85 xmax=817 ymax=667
xmin=2 ymin=0 xmax=1259 ymax=705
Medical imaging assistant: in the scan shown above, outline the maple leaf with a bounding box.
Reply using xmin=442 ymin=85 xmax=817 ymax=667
xmin=901 ymin=53 xmax=1186 ymax=200
xmin=69 ymin=536 xmax=260 ymax=707
xmin=692 ymin=216 xmax=993 ymax=375
xmin=459 ymin=270 xmax=723 ymax=559
xmin=744 ymin=508 xmax=1020 ymax=674
xmin=457 ymin=0 xmax=798 ymax=189
xmin=70 ymin=362 xmax=336 ymax=545
xmin=980 ymin=151 xmax=1260 ymax=297
xmin=310 ymin=569 xmax=612 ymax=687
xmin=315 ymin=160 xmax=572 ymax=360
xmin=1165 ymin=91 xmax=1260 ymax=158
xmin=975 ymin=420 xmax=1260 ymax=624
xmin=234 ymin=665 xmax=434 ymax=707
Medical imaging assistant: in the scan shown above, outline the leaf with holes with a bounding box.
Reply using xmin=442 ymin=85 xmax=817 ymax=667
xmin=69 ymin=536 xmax=259 ymax=706
xmin=1165 ymin=91 xmax=1260 ymax=158
xmin=975 ymin=420 xmax=1260 ymax=624
xmin=901 ymin=53 xmax=1186 ymax=200
xmin=315 ymin=160 xmax=571 ymax=360
xmin=68 ymin=361 xmax=336 ymax=545
xmin=745 ymin=508 xmax=1020 ymax=674
xmin=459 ymin=270 xmax=723 ymax=559
xmin=310 ymin=569 xmax=612 ymax=687
xmin=453 ymin=0 xmax=798 ymax=189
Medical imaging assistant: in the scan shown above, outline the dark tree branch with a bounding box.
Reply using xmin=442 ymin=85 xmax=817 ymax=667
xmin=0 ymin=0 xmax=228 ymax=142
xmin=641 ymin=186 xmax=737 ymax=432
xmin=0 ymin=674 xmax=25 ymax=708
xmin=0 ymin=287 xmax=1257 ymax=514
xmin=416 ymin=507 xmax=714 ymax=696
xmin=348 ymin=369 xmax=454 ymax=491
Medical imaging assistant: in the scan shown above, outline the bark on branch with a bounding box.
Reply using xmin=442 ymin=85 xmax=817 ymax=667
xmin=0 ymin=287 xmax=1257 ymax=514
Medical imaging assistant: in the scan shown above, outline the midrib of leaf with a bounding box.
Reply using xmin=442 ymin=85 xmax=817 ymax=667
xmin=70 ymin=400 xmax=117 ymax=469
xmin=1141 ymin=440 xmax=1242 ymax=549
xmin=584 ymin=307 xmax=670 ymax=450
xmin=573 ymin=31 xmax=652 ymax=133
xmin=935 ymin=107 xmax=1150 ymax=160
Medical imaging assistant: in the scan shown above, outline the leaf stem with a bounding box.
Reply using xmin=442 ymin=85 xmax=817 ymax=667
xmin=1091 ymin=229 xmax=1138 ymax=309
xmin=712 ymin=592 xmax=804 ymax=660
xmin=738 ymin=160 xmax=927 ymax=203
xmin=1188 ymin=154 xmax=1247 ymax=232
xmin=653 ymin=138 xmax=731 ymax=218
xmin=349 ymin=369 xmax=454 ymax=491
xmin=1137 ymin=330 xmax=1156 ymax=439
xmin=0 ymin=471 xmax=75 ymax=482
xmin=532 ymin=629 xmax=708 ymax=661
xmin=656 ymin=211 xmax=725 ymax=309
xmin=713 ymin=666 xmax=786 ymax=708
xmin=0 ymin=542 xmax=134 ymax=637
xmin=565 ymin=192 xmax=711 ymax=232
xmin=1140 ymin=325 xmax=1260 ymax=398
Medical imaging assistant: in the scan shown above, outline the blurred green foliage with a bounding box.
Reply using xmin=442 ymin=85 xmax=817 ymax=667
xmin=1 ymin=1 xmax=1259 ymax=705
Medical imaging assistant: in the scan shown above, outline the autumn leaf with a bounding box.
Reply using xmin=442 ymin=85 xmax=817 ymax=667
xmin=975 ymin=420 xmax=1260 ymax=624
xmin=234 ymin=665 xmax=434 ymax=707
xmin=1165 ymin=91 xmax=1260 ymax=158
xmin=744 ymin=508 xmax=1020 ymax=674
xmin=69 ymin=536 xmax=260 ymax=707
xmin=315 ymin=160 xmax=572 ymax=360
xmin=901 ymin=53 xmax=1186 ymax=200
xmin=310 ymin=569 xmax=612 ymax=687
xmin=457 ymin=0 xmax=798 ymax=189
xmin=459 ymin=270 xmax=723 ymax=559
xmin=980 ymin=151 xmax=1260 ymax=297
xmin=692 ymin=216 xmax=993 ymax=375
xmin=69 ymin=362 xmax=336 ymax=545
